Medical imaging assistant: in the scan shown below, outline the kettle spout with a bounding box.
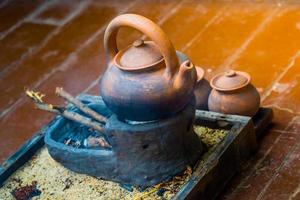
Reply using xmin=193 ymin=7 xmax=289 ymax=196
xmin=174 ymin=60 xmax=197 ymax=90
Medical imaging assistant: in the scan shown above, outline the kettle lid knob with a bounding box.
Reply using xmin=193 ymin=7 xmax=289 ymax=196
xmin=133 ymin=39 xmax=144 ymax=47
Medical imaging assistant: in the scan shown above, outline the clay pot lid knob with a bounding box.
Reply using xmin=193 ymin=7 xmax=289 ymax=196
xmin=225 ymin=70 xmax=236 ymax=77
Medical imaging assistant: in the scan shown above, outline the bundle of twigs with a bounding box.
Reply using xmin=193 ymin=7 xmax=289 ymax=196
xmin=26 ymin=88 xmax=110 ymax=148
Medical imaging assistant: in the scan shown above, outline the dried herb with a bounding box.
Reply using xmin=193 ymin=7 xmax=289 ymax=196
xmin=194 ymin=126 xmax=228 ymax=147
xmin=133 ymin=166 xmax=193 ymax=199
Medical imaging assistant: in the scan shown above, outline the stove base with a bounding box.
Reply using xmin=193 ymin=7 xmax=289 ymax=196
xmin=45 ymin=95 xmax=205 ymax=187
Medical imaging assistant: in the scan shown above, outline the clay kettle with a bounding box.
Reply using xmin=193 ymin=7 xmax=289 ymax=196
xmin=100 ymin=14 xmax=197 ymax=121
xmin=208 ymin=70 xmax=260 ymax=116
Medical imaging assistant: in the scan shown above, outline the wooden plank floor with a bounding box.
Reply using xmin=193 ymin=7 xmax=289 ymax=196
xmin=1 ymin=0 xmax=300 ymax=199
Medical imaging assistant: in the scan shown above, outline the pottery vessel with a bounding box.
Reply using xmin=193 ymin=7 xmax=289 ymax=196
xmin=100 ymin=14 xmax=197 ymax=121
xmin=194 ymin=66 xmax=212 ymax=110
xmin=208 ymin=70 xmax=260 ymax=116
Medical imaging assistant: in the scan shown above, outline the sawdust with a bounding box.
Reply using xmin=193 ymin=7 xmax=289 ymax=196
xmin=0 ymin=126 xmax=227 ymax=200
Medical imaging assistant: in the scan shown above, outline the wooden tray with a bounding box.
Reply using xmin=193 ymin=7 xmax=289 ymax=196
xmin=0 ymin=98 xmax=273 ymax=199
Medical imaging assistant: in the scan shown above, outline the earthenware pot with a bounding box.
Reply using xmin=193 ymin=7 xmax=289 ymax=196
xmin=194 ymin=66 xmax=212 ymax=110
xmin=208 ymin=70 xmax=260 ymax=116
xmin=100 ymin=14 xmax=197 ymax=121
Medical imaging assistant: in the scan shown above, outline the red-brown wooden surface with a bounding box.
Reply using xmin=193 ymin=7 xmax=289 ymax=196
xmin=1 ymin=1 xmax=300 ymax=199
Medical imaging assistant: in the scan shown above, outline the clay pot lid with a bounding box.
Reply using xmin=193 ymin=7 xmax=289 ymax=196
xmin=115 ymin=39 xmax=163 ymax=70
xmin=210 ymin=70 xmax=251 ymax=91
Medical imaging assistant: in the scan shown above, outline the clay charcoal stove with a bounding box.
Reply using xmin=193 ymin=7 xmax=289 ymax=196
xmin=44 ymin=14 xmax=205 ymax=188
xmin=45 ymin=95 xmax=205 ymax=187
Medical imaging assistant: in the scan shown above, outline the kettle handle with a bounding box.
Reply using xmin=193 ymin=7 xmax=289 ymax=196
xmin=104 ymin=14 xmax=179 ymax=77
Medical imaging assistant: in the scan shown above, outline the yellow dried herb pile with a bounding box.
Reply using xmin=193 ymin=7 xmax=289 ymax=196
xmin=0 ymin=126 xmax=227 ymax=200
xmin=194 ymin=126 xmax=228 ymax=147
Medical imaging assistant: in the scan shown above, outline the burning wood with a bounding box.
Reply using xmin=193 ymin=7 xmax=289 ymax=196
xmin=63 ymin=138 xmax=82 ymax=148
xmin=84 ymin=136 xmax=111 ymax=148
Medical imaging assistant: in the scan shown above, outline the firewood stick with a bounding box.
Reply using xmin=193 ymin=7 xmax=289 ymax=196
xmin=35 ymin=102 xmax=105 ymax=133
xmin=55 ymin=87 xmax=107 ymax=123
xmin=25 ymin=90 xmax=105 ymax=133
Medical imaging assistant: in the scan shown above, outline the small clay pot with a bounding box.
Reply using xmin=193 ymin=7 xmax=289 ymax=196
xmin=208 ymin=70 xmax=260 ymax=117
xmin=194 ymin=66 xmax=212 ymax=110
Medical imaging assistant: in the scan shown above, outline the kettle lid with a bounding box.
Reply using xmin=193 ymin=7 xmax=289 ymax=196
xmin=210 ymin=70 xmax=251 ymax=91
xmin=115 ymin=39 xmax=163 ymax=70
